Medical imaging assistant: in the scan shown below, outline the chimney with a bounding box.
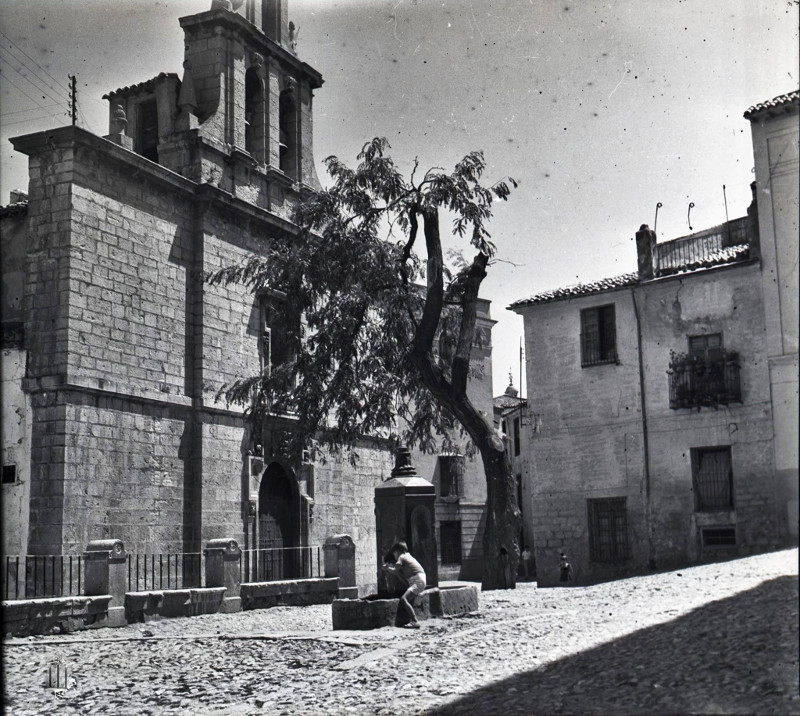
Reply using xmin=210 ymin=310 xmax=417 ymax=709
xmin=635 ymin=224 xmax=658 ymax=281
xmin=263 ymin=0 xmax=289 ymax=47
xmin=746 ymin=181 xmax=761 ymax=260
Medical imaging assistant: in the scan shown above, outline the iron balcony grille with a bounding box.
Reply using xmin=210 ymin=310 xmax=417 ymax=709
xmin=580 ymin=327 xmax=618 ymax=367
xmin=588 ymin=497 xmax=629 ymax=563
xmin=668 ymin=355 xmax=741 ymax=410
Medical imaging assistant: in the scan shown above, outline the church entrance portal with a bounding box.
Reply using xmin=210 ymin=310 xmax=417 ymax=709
xmin=257 ymin=462 xmax=297 ymax=581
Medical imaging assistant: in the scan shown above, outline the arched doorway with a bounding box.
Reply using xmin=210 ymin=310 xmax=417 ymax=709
xmin=258 ymin=462 xmax=296 ymax=580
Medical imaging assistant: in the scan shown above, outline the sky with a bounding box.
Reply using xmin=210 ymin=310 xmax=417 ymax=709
xmin=1 ymin=0 xmax=797 ymax=397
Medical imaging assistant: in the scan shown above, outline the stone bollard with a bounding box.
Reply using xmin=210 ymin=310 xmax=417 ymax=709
xmin=83 ymin=539 xmax=127 ymax=627
xmin=324 ymin=534 xmax=358 ymax=598
xmin=204 ymin=538 xmax=242 ymax=613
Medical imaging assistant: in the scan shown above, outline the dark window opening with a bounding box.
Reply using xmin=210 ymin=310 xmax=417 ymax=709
xmin=702 ymin=527 xmax=737 ymax=546
xmin=588 ymin=497 xmax=629 ymax=563
xmin=669 ymin=334 xmax=741 ymax=409
xmin=245 ymin=67 xmax=262 ymax=156
xmin=440 ymin=521 xmax=462 ymax=565
xmin=279 ymin=87 xmax=298 ymax=178
xmin=2 ymin=464 xmax=17 ymax=484
xmin=138 ymin=99 xmax=159 ymax=163
xmin=581 ymin=305 xmax=617 ymax=367
xmin=692 ymin=446 xmax=733 ymax=511
xmin=513 ymin=417 xmax=521 ymax=456
xmin=438 ymin=455 xmax=464 ymax=498
xmin=259 ymin=295 xmax=299 ymax=380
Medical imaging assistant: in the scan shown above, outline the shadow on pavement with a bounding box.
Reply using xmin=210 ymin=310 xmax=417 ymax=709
xmin=426 ymin=575 xmax=799 ymax=715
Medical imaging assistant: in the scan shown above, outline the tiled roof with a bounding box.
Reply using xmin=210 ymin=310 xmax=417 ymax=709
xmin=744 ymin=90 xmax=799 ymax=119
xmin=509 ymin=273 xmax=638 ymax=309
xmin=494 ymin=394 xmax=526 ymax=413
xmin=0 ymin=201 xmax=29 ymax=218
xmin=509 ymin=243 xmax=751 ymax=309
xmin=103 ymin=73 xmax=179 ymax=100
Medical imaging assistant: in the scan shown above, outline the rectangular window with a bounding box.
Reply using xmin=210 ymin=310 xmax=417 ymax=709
xmin=692 ymin=447 xmax=733 ymax=511
xmin=580 ymin=305 xmax=617 ymax=367
xmin=440 ymin=521 xmax=462 ymax=565
xmin=258 ymin=294 xmax=298 ymax=377
xmin=2 ymin=464 xmax=17 ymax=485
xmin=588 ymin=497 xmax=629 ymax=562
xmin=688 ymin=333 xmax=723 ymax=363
xmin=513 ymin=417 xmax=521 ymax=456
xmin=702 ymin=527 xmax=737 ymax=547
xmin=137 ymin=99 xmax=159 ymax=162
xmin=438 ymin=455 xmax=464 ymax=499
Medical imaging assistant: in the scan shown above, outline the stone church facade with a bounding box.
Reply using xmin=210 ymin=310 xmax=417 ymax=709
xmin=1 ymin=0 xmax=493 ymax=587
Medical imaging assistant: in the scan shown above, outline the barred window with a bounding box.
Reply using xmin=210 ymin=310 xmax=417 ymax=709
xmin=588 ymin=497 xmax=629 ymax=563
xmin=702 ymin=527 xmax=736 ymax=546
xmin=581 ymin=305 xmax=617 ymax=367
xmin=440 ymin=521 xmax=462 ymax=565
xmin=692 ymin=447 xmax=733 ymax=511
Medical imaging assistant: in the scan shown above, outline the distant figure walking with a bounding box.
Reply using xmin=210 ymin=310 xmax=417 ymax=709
xmin=559 ymin=552 xmax=573 ymax=583
xmin=382 ymin=541 xmax=426 ymax=628
xmin=521 ymin=545 xmax=532 ymax=580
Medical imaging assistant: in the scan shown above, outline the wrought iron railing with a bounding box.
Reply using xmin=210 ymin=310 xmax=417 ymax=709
xmin=580 ymin=327 xmax=618 ymax=367
xmin=2 ymin=555 xmax=83 ymax=600
xmin=127 ymin=552 xmax=204 ymax=592
xmin=668 ymin=354 xmax=741 ymax=409
xmin=240 ymin=546 xmax=321 ymax=584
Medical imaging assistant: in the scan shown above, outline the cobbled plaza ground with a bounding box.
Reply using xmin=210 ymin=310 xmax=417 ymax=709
xmin=3 ymin=548 xmax=798 ymax=715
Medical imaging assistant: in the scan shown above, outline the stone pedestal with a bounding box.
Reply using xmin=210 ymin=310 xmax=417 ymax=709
xmin=375 ymin=446 xmax=438 ymax=594
xmin=323 ymin=534 xmax=357 ymax=598
xmin=204 ymin=538 xmax=242 ymax=612
xmin=83 ymin=539 xmax=127 ymax=627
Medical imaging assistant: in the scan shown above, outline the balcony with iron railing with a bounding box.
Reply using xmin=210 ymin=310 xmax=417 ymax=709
xmin=667 ymin=351 xmax=741 ymax=410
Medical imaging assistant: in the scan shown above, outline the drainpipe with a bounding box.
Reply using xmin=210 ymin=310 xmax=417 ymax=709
xmin=630 ymin=284 xmax=654 ymax=570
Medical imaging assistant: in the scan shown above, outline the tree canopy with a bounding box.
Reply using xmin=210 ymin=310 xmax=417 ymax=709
xmin=207 ymin=138 xmax=521 ymax=588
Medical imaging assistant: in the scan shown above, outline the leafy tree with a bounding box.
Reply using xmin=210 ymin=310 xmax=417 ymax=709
xmin=207 ymin=138 xmax=520 ymax=589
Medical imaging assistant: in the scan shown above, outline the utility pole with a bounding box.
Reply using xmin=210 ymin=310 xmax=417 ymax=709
xmin=68 ymin=74 xmax=77 ymax=126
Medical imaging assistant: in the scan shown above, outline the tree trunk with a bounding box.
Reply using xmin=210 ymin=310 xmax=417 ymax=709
xmin=479 ymin=439 xmax=521 ymax=590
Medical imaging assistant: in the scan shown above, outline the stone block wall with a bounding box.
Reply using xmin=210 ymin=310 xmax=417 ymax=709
xmin=309 ymin=443 xmax=392 ymax=589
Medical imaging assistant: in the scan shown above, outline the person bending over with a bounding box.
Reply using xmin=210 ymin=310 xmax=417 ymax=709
xmin=382 ymin=541 xmax=426 ymax=629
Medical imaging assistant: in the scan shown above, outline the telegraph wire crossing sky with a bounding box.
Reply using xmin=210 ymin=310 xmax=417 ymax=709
xmin=0 ymin=0 xmax=797 ymax=396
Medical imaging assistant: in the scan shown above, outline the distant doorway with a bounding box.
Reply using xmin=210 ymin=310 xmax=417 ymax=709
xmin=257 ymin=462 xmax=296 ymax=580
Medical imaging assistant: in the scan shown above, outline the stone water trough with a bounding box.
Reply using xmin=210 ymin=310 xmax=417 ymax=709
xmin=332 ymin=446 xmax=479 ymax=630
xmin=332 ymin=583 xmax=479 ymax=630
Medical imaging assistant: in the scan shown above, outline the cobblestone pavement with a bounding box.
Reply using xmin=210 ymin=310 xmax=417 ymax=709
xmin=3 ymin=549 xmax=798 ymax=715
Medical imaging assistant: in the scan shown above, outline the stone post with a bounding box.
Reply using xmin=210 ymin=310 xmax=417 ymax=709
xmin=204 ymin=538 xmax=242 ymax=613
xmin=324 ymin=534 xmax=358 ymax=598
xmin=83 ymin=539 xmax=127 ymax=627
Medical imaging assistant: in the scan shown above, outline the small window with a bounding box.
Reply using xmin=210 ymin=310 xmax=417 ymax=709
xmin=2 ymin=464 xmax=17 ymax=484
xmin=702 ymin=527 xmax=736 ymax=547
xmin=440 ymin=521 xmax=462 ymax=565
xmin=588 ymin=497 xmax=629 ymax=562
xmin=438 ymin=455 xmax=464 ymax=498
xmin=581 ymin=305 xmax=617 ymax=367
xmin=137 ymin=99 xmax=159 ymax=162
xmin=513 ymin=417 xmax=521 ymax=456
xmin=692 ymin=447 xmax=733 ymax=511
